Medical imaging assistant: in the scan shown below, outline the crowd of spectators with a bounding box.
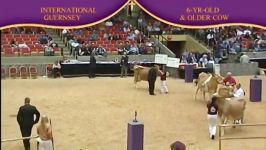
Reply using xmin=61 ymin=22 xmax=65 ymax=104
xmin=61 ymin=14 xmax=156 ymax=58
xmin=180 ymin=50 xmax=215 ymax=68
xmin=136 ymin=10 xmax=266 ymax=59
xmin=1 ymin=27 xmax=59 ymax=56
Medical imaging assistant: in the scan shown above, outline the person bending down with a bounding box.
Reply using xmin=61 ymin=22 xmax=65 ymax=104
xmin=37 ymin=115 xmax=53 ymax=150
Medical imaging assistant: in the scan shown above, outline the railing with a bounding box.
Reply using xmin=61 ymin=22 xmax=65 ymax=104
xmin=218 ymin=123 xmax=266 ymax=150
xmin=2 ymin=119 xmax=54 ymax=150
xmin=1 ymin=135 xmax=39 ymax=142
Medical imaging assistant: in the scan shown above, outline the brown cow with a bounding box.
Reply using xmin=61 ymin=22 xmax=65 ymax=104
xmin=215 ymin=96 xmax=246 ymax=135
xmin=133 ymin=65 xmax=161 ymax=88
xmin=194 ymin=72 xmax=224 ymax=101
xmin=217 ymin=85 xmax=234 ymax=98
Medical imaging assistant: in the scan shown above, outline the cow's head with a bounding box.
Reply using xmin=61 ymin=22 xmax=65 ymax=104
xmin=212 ymin=73 xmax=224 ymax=84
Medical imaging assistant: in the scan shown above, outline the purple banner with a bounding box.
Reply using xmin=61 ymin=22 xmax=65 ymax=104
xmin=136 ymin=0 xmax=266 ymax=28
xmin=0 ymin=0 xmax=128 ymax=28
xmin=0 ymin=0 xmax=266 ymax=28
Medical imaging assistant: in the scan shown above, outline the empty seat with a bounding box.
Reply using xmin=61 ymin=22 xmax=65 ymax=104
xmin=4 ymin=48 xmax=14 ymax=56
xmin=20 ymin=48 xmax=31 ymax=56
xmin=9 ymin=66 xmax=18 ymax=78
xmin=29 ymin=65 xmax=38 ymax=79
xmin=19 ymin=65 xmax=28 ymax=79
xmin=46 ymin=64 xmax=53 ymax=78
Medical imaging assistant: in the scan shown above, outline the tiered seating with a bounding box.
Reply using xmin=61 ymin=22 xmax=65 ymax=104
xmin=60 ymin=23 xmax=153 ymax=55
xmin=1 ymin=33 xmax=47 ymax=56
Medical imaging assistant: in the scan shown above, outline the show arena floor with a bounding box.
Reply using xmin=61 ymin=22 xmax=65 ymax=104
xmin=1 ymin=76 xmax=266 ymax=150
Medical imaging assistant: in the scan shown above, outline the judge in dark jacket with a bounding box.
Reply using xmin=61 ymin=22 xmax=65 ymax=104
xmin=17 ymin=97 xmax=40 ymax=150
xmin=147 ymin=66 xmax=158 ymax=95
xmin=89 ymin=51 xmax=97 ymax=78
xmin=120 ymin=52 xmax=129 ymax=78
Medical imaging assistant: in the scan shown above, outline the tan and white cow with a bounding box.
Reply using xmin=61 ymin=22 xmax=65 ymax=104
xmin=215 ymin=96 xmax=247 ymax=135
xmin=133 ymin=65 xmax=161 ymax=88
xmin=194 ymin=72 xmax=224 ymax=101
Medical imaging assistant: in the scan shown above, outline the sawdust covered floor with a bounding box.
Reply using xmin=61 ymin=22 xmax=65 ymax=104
xmin=1 ymin=76 xmax=266 ymax=150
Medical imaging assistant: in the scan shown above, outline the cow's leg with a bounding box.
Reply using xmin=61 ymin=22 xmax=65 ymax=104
xmin=195 ymin=87 xmax=200 ymax=101
xmin=221 ymin=116 xmax=227 ymax=136
xmin=134 ymin=74 xmax=138 ymax=88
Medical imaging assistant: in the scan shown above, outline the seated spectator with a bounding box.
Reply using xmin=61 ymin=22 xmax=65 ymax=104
xmin=145 ymin=38 xmax=154 ymax=47
xmin=95 ymin=45 xmax=107 ymax=57
xmin=113 ymin=34 xmax=121 ymax=41
xmin=180 ymin=55 xmax=187 ymax=63
xmin=79 ymin=43 xmax=90 ymax=56
xmin=234 ymin=83 xmax=245 ymax=97
xmin=198 ymin=54 xmax=208 ymax=67
xmin=69 ymin=36 xmax=79 ymax=48
xmin=66 ymin=33 xmax=74 ymax=42
xmin=239 ymin=53 xmax=249 ymax=63
xmin=105 ymin=20 xmax=113 ymax=27
xmin=9 ymin=40 xmax=18 ymax=48
xmin=48 ymin=37 xmax=58 ymax=48
xmin=44 ymin=46 xmax=54 ymax=56
xmin=88 ymin=30 xmax=98 ymax=41
xmin=128 ymin=43 xmax=139 ymax=55
xmin=75 ymin=29 xmax=83 ymax=35
xmin=153 ymin=21 xmax=161 ymax=32
xmin=117 ymin=42 xmax=126 ymax=55
xmin=223 ymin=72 xmax=236 ymax=86
xmin=123 ymin=20 xmax=129 ymax=26
xmin=18 ymin=41 xmax=29 ymax=48
xmin=124 ymin=41 xmax=131 ymax=52
xmin=127 ymin=32 xmax=136 ymax=41
xmin=98 ymin=23 xmax=106 ymax=32
xmin=136 ymin=33 xmax=145 ymax=43
xmin=187 ymin=52 xmax=197 ymax=63
xmin=62 ymin=28 xmax=69 ymax=37
xmin=134 ymin=28 xmax=140 ymax=35
xmin=23 ymin=27 xmax=33 ymax=34
xmin=38 ymin=32 xmax=49 ymax=44
xmin=138 ymin=43 xmax=146 ymax=54
xmin=77 ymin=36 xmax=85 ymax=45
xmin=117 ymin=25 xmax=124 ymax=32
xmin=12 ymin=27 xmax=22 ymax=34
xmin=146 ymin=23 xmax=153 ymax=32
xmin=123 ymin=26 xmax=130 ymax=33
xmin=52 ymin=60 xmax=61 ymax=78
xmin=103 ymin=32 xmax=109 ymax=40
xmin=108 ymin=33 xmax=114 ymax=41
xmin=90 ymin=42 xmax=97 ymax=52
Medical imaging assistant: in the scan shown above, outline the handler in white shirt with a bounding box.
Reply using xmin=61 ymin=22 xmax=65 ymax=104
xmin=234 ymin=83 xmax=245 ymax=97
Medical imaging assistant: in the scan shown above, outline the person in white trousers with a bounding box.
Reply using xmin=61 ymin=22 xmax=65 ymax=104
xmin=207 ymin=96 xmax=219 ymax=140
xmin=159 ymin=65 xmax=168 ymax=94
xmin=37 ymin=115 xmax=53 ymax=150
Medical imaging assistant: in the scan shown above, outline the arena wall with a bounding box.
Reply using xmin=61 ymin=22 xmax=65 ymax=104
xmin=219 ymin=62 xmax=259 ymax=76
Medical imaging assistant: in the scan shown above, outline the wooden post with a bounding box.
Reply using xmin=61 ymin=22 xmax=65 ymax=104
xmin=219 ymin=125 xmax=221 ymax=150
xmin=50 ymin=119 xmax=55 ymax=150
